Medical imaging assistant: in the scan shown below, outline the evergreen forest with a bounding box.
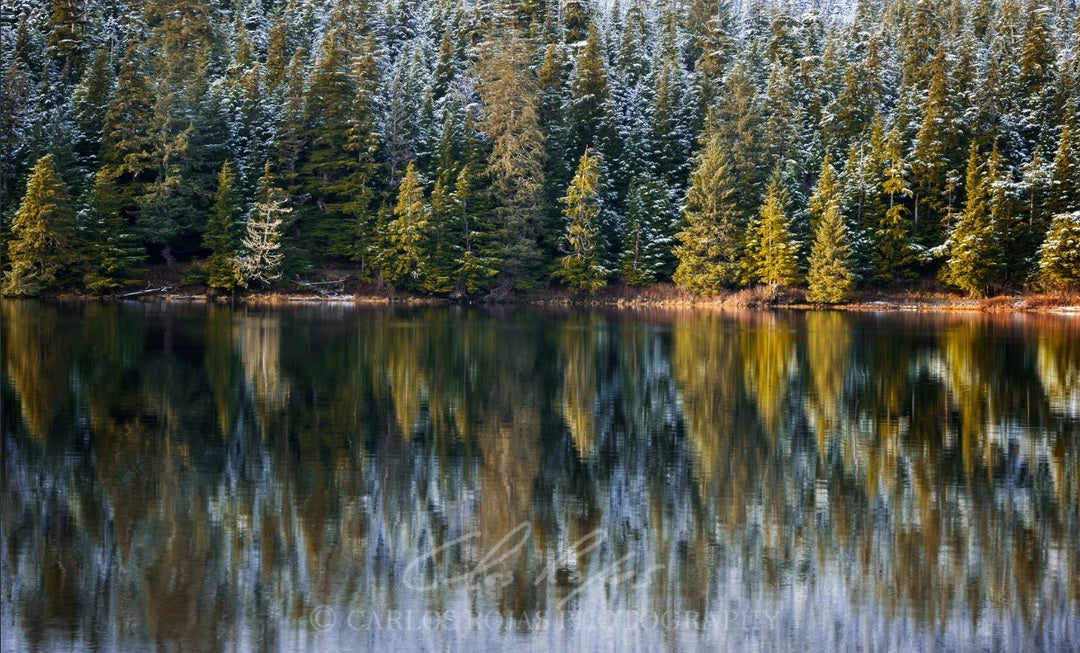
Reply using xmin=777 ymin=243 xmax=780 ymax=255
xmin=2 ymin=0 xmax=1079 ymax=299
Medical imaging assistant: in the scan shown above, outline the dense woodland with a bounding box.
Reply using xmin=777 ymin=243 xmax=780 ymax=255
xmin=1 ymin=0 xmax=1079 ymax=299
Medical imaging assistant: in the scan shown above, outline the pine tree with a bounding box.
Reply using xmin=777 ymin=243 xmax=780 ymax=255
xmin=3 ymin=155 xmax=76 ymax=295
xmin=941 ymin=143 xmax=1002 ymax=296
xmin=237 ymin=165 xmax=289 ymax=287
xmin=203 ymin=161 xmax=242 ymax=291
xmin=806 ymin=203 xmax=856 ymax=304
xmin=382 ymin=161 xmax=430 ymax=290
xmin=744 ymin=170 xmax=800 ymax=288
xmin=554 ymin=147 xmax=607 ymax=292
xmin=1037 ymin=211 xmax=1080 ymax=289
xmin=672 ymin=129 xmax=744 ymax=292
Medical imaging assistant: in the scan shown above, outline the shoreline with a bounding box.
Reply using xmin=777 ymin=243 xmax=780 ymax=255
xmin=23 ymin=282 xmax=1080 ymax=314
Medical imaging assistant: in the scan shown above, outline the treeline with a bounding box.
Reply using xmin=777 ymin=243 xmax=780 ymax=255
xmin=1 ymin=0 xmax=1079 ymax=299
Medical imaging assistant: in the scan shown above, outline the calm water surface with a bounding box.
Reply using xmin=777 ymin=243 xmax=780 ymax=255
xmin=2 ymin=301 xmax=1079 ymax=652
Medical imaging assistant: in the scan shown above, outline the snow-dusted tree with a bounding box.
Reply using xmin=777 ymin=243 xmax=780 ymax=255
xmin=619 ymin=176 xmax=674 ymax=285
xmin=237 ymin=165 xmax=289 ymax=287
xmin=941 ymin=143 xmax=1003 ymax=296
xmin=1037 ymin=211 xmax=1080 ymax=289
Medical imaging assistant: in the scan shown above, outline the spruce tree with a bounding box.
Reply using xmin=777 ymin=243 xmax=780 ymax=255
xmin=911 ymin=48 xmax=961 ymax=240
xmin=382 ymin=161 xmax=430 ymax=290
xmin=451 ymin=163 xmax=498 ymax=295
xmin=941 ymin=143 xmax=1002 ymax=296
xmin=1037 ymin=211 xmax=1080 ymax=289
xmin=477 ymin=27 xmax=547 ymax=290
xmin=554 ymin=147 xmax=607 ymax=292
xmin=567 ymin=24 xmax=613 ymax=159
xmin=876 ymin=123 xmax=916 ymax=282
xmin=672 ymin=129 xmax=743 ymax=292
xmin=203 ymin=161 xmax=242 ymax=291
xmin=1050 ymin=122 xmax=1079 ymax=217
xmin=806 ymin=203 xmax=856 ymax=304
xmin=3 ymin=155 xmax=76 ymax=295
xmin=744 ymin=170 xmax=800 ymax=288
xmin=423 ymin=176 xmax=458 ymax=294
xmin=83 ymin=168 xmax=144 ymax=293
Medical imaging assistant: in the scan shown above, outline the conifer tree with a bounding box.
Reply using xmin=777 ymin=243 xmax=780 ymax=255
xmin=3 ymin=155 xmax=76 ymax=295
xmin=203 ymin=161 xmax=242 ymax=291
xmin=554 ymin=147 xmax=607 ymax=292
xmin=1037 ymin=211 xmax=1080 ymax=289
xmin=423 ymin=176 xmax=459 ymax=294
xmin=942 ymin=143 xmax=1002 ymax=296
xmin=451 ymin=163 xmax=498 ymax=294
xmin=875 ymin=123 xmax=916 ymax=282
xmin=382 ymin=161 xmax=430 ymax=289
xmin=744 ymin=170 xmax=800 ymax=288
xmin=672 ymin=129 xmax=743 ymax=292
xmin=83 ymin=168 xmax=144 ymax=292
xmin=567 ymin=24 xmax=613 ymax=159
xmin=911 ymin=48 xmax=960 ymax=244
xmin=807 ymin=155 xmax=842 ymax=237
xmin=1050 ymin=122 xmax=1079 ymax=217
xmin=620 ymin=176 xmax=674 ymax=285
xmin=806 ymin=203 xmax=856 ymax=304
xmin=477 ymin=27 xmax=547 ymax=290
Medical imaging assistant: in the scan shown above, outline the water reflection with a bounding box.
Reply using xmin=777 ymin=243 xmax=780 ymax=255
xmin=2 ymin=302 xmax=1079 ymax=651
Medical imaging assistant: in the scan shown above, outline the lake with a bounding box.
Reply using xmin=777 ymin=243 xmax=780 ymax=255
xmin=2 ymin=301 xmax=1079 ymax=651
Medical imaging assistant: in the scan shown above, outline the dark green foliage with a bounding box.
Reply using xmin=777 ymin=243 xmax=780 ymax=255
xmin=620 ymin=177 xmax=675 ymax=285
xmin=203 ymin=161 xmax=242 ymax=291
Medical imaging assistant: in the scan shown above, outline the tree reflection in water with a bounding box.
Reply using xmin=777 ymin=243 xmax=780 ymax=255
xmin=2 ymin=302 xmax=1079 ymax=651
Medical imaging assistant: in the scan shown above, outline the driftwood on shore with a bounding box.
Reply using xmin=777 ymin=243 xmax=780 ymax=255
xmin=119 ymin=285 xmax=172 ymax=298
xmin=292 ymin=278 xmax=347 ymax=296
